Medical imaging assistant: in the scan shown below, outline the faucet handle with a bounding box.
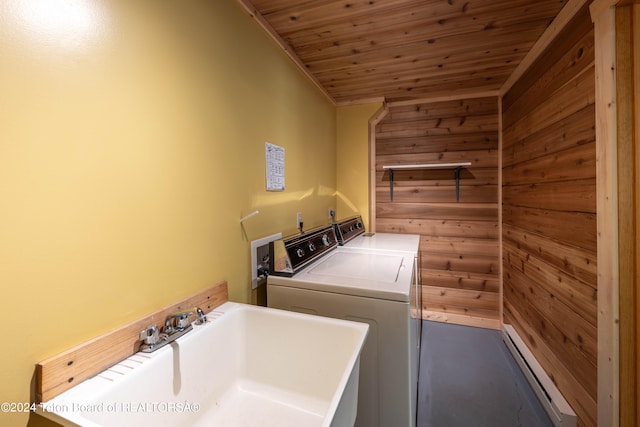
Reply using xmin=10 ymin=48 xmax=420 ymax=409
xmin=164 ymin=311 xmax=194 ymax=334
xmin=175 ymin=312 xmax=193 ymax=329
xmin=194 ymin=307 xmax=207 ymax=325
xmin=139 ymin=325 xmax=161 ymax=346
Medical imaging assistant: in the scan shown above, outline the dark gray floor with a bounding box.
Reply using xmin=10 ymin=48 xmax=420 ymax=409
xmin=418 ymin=320 xmax=553 ymax=427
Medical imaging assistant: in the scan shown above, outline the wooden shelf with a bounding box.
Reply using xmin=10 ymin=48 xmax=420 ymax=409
xmin=382 ymin=162 xmax=472 ymax=202
xmin=382 ymin=162 xmax=472 ymax=171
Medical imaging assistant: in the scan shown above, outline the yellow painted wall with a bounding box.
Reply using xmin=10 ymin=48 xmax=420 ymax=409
xmin=0 ymin=1 xmax=336 ymax=425
xmin=335 ymin=103 xmax=383 ymax=230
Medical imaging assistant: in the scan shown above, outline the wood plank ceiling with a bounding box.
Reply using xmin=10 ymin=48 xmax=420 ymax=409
xmin=239 ymin=0 xmax=569 ymax=105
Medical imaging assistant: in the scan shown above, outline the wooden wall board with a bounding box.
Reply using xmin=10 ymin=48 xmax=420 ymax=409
xmin=36 ymin=281 xmax=229 ymax=403
xmin=377 ymin=202 xmax=499 ymax=221
xmin=422 ymin=269 xmax=501 ymax=293
xmin=635 ymin=8 xmax=639 ymax=426
xmin=502 ymin=205 xmax=596 ymax=251
xmin=376 ymin=185 xmax=498 ymax=204
xmin=502 ymin=105 xmax=595 ymax=168
xmin=503 ymin=110 xmax=595 ymax=171
xmin=503 ymin=300 xmax=597 ymax=427
xmin=504 ymin=240 xmax=597 ymax=327
xmin=502 ymin=3 xmax=596 ymax=425
xmin=376 ymin=168 xmax=498 ymax=186
xmin=423 ymin=287 xmax=500 ymax=318
xmin=502 ymin=223 xmax=597 ymax=285
xmin=615 ymin=3 xmax=639 ymax=426
xmin=423 ymin=286 xmax=500 ymax=309
xmin=421 ymin=236 xmax=499 ymax=256
xmin=503 ymin=142 xmax=596 ymax=185
xmin=376 ymin=96 xmax=501 ymax=325
xmin=503 ymin=269 xmax=597 ymax=364
xmin=376 ymin=115 xmax=499 ymax=137
xmin=377 ymin=134 xmax=499 ymax=156
xmin=376 ymin=218 xmax=499 ymax=239
xmin=502 ymin=66 xmax=595 ymax=144
xmin=589 ymin=1 xmax=619 ymax=424
xmin=382 ymin=98 xmax=500 ymax=121
xmin=503 ymin=39 xmax=595 ymax=127
xmin=502 ymin=179 xmax=596 ymax=213
xmin=423 ymin=310 xmax=501 ymax=330
xmin=422 ymin=253 xmax=499 ymax=276
xmin=502 ymin=280 xmax=597 ymax=394
xmin=502 ymin=5 xmax=596 ymax=114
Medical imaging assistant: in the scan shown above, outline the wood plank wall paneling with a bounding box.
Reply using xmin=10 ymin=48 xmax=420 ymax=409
xmin=375 ymin=97 xmax=501 ymax=328
xmin=501 ymin=4 xmax=596 ymax=427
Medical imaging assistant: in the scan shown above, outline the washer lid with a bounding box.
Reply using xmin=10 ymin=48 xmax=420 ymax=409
xmin=284 ymin=250 xmax=414 ymax=301
xmin=307 ymin=251 xmax=403 ymax=282
xmin=343 ymin=232 xmax=420 ymax=254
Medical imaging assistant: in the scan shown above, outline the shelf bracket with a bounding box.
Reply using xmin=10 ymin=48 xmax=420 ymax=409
xmin=454 ymin=166 xmax=461 ymax=202
xmin=383 ymin=162 xmax=471 ymax=203
xmin=389 ymin=168 xmax=395 ymax=201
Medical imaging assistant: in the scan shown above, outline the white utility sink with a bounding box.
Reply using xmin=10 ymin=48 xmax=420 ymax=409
xmin=39 ymin=302 xmax=369 ymax=427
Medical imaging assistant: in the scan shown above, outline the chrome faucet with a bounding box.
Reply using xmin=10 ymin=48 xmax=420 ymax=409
xmin=140 ymin=324 xmax=162 ymax=346
xmin=164 ymin=310 xmax=193 ymax=335
xmin=139 ymin=307 xmax=207 ymax=353
xmin=164 ymin=307 xmax=207 ymax=333
xmin=139 ymin=324 xmax=167 ymax=352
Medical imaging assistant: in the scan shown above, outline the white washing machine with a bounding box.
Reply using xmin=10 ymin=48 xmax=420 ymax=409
xmin=334 ymin=216 xmax=422 ymax=427
xmin=267 ymin=223 xmax=418 ymax=427
xmin=335 ymin=217 xmax=422 ymax=337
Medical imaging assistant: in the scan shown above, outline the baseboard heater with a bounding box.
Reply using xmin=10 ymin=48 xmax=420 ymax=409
xmin=502 ymin=324 xmax=576 ymax=427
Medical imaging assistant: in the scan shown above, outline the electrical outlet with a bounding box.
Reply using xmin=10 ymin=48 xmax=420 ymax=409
xmin=296 ymin=212 xmax=303 ymax=229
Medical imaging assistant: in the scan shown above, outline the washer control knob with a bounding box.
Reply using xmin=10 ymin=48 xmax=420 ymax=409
xmin=308 ymin=243 xmax=316 ymax=252
xmin=296 ymin=248 xmax=305 ymax=258
xmin=322 ymin=234 xmax=331 ymax=246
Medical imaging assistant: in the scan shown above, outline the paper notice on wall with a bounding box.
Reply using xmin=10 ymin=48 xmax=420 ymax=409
xmin=265 ymin=142 xmax=285 ymax=191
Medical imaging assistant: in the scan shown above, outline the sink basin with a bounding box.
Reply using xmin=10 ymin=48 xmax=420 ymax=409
xmin=39 ymin=302 xmax=368 ymax=427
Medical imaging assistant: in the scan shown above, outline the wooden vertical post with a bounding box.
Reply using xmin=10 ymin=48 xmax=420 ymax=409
xmin=615 ymin=6 xmax=634 ymax=426
xmin=590 ymin=1 xmax=620 ymax=426
xmin=615 ymin=3 xmax=640 ymax=426
xmin=635 ymin=9 xmax=640 ymax=426
xmin=498 ymin=97 xmax=504 ymax=326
